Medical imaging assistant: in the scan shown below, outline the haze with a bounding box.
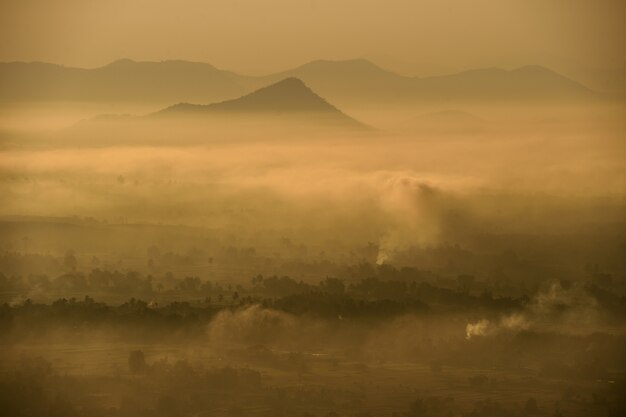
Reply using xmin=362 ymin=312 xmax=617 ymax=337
xmin=2 ymin=0 xmax=625 ymax=79
xmin=0 ymin=2 xmax=625 ymax=417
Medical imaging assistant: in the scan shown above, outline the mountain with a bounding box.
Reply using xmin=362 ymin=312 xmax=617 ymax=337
xmin=414 ymin=65 xmax=592 ymax=100
xmin=0 ymin=59 xmax=250 ymax=103
xmin=264 ymin=60 xmax=594 ymax=104
xmin=261 ymin=59 xmax=412 ymax=104
xmin=155 ymin=77 xmax=366 ymax=128
xmin=0 ymin=58 xmax=597 ymax=106
xmin=263 ymin=59 xmax=408 ymax=90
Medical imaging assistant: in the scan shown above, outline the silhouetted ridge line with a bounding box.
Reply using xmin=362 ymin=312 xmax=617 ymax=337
xmin=0 ymin=59 xmax=599 ymax=104
xmin=154 ymin=78 xmax=367 ymax=129
xmin=161 ymin=77 xmax=340 ymax=114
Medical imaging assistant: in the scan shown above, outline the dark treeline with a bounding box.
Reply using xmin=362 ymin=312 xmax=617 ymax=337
xmin=2 ymin=230 xmax=623 ymax=300
xmin=2 ymin=252 xmax=625 ymax=416
xmin=0 ymin=265 xmax=530 ymax=318
xmin=2 ymin=263 xmax=625 ymax=317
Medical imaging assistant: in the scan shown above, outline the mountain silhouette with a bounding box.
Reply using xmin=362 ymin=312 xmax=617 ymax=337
xmin=414 ymin=65 xmax=592 ymax=99
xmin=0 ymin=59 xmax=250 ymax=103
xmin=156 ymin=78 xmax=366 ymax=128
xmin=265 ymin=59 xmax=406 ymax=87
xmin=266 ymin=60 xmax=594 ymax=104
xmin=261 ymin=59 xmax=410 ymax=104
xmin=0 ymin=59 xmax=597 ymax=105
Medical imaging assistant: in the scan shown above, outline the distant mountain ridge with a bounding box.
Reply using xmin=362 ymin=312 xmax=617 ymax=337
xmin=0 ymin=59 xmax=251 ymax=103
xmin=0 ymin=58 xmax=597 ymax=105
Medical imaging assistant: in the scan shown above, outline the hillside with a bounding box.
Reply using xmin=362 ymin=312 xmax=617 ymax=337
xmin=156 ymin=77 xmax=366 ymax=128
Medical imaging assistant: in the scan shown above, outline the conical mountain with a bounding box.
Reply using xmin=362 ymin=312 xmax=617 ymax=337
xmin=156 ymin=77 xmax=366 ymax=128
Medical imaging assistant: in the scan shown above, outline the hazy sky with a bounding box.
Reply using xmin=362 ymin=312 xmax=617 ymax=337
xmin=1 ymin=0 xmax=624 ymax=75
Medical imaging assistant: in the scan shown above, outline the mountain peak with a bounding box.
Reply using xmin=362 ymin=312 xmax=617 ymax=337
xmin=101 ymin=58 xmax=222 ymax=72
xmin=156 ymin=77 xmax=367 ymax=129
xmin=264 ymin=76 xmax=308 ymax=90
xmin=201 ymin=77 xmax=338 ymax=113
xmin=291 ymin=58 xmax=398 ymax=77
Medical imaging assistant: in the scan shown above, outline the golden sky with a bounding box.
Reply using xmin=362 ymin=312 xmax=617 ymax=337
xmin=1 ymin=0 xmax=624 ymax=75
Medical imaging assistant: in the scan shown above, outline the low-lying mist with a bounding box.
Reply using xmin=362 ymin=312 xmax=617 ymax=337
xmin=1 ymin=99 xmax=625 ymax=416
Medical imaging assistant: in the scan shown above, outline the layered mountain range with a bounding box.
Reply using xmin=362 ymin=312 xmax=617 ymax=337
xmin=0 ymin=58 xmax=597 ymax=106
